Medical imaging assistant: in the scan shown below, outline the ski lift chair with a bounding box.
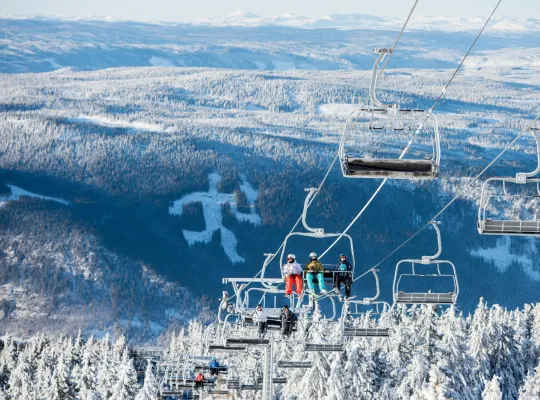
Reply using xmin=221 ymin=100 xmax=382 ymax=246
xmin=478 ymin=130 xmax=540 ymax=236
xmin=208 ymin=344 xmax=247 ymax=352
xmin=160 ymin=391 xmax=194 ymax=399
xmin=338 ymin=49 xmax=439 ymax=180
xmin=218 ymin=283 xmax=310 ymax=343
xmin=304 ymin=343 xmax=343 ymax=352
xmin=393 ymin=221 xmax=458 ymax=305
xmin=257 ymin=377 xmax=287 ymax=384
xmin=227 ymin=379 xmax=241 ymax=390
xmin=272 ymin=188 xmax=355 ymax=310
xmin=341 ymin=270 xmax=391 ymax=338
xmin=240 ymin=385 xmax=262 ymax=391
xmin=276 ymin=361 xmax=313 ymax=369
xmin=207 ymin=390 xmax=230 ymax=395
xmin=194 ymin=365 xmax=228 ymax=374
xmin=339 ymin=110 xmax=440 ymax=180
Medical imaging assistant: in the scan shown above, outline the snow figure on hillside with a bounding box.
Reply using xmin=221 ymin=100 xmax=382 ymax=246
xmin=169 ymin=172 xmax=261 ymax=263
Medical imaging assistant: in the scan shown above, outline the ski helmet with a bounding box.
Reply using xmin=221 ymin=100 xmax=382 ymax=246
xmin=309 ymin=252 xmax=318 ymax=259
xmin=287 ymin=254 xmax=296 ymax=261
xmin=340 ymin=254 xmax=347 ymax=259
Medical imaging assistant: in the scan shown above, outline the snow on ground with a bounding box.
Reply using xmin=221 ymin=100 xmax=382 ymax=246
xmin=471 ymin=236 xmax=540 ymax=281
xmin=317 ymin=103 xmax=363 ymax=118
xmin=149 ymin=56 xmax=175 ymax=67
xmin=5 ymin=12 xmax=540 ymax=33
xmin=43 ymin=58 xmax=63 ymax=69
xmin=272 ymin=60 xmax=296 ymax=71
xmin=465 ymin=48 xmax=540 ymax=69
xmin=70 ymin=115 xmax=165 ymax=133
xmin=0 ymin=185 xmax=69 ymax=206
xmin=168 ymin=173 xmax=261 ymax=263
xmin=193 ymin=12 xmax=540 ymax=33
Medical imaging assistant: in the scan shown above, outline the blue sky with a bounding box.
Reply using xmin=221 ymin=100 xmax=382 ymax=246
xmin=2 ymin=0 xmax=538 ymax=20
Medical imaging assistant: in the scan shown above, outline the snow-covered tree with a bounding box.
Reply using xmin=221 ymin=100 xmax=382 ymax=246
xmin=135 ymin=363 xmax=158 ymax=400
xmin=482 ymin=375 xmax=502 ymax=400
xmin=519 ymin=362 xmax=540 ymax=399
xmin=469 ymin=298 xmax=492 ymax=393
xmin=109 ymin=350 xmax=138 ymax=400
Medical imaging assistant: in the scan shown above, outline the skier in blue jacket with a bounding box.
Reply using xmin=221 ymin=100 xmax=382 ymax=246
xmin=334 ymin=254 xmax=353 ymax=299
xmin=209 ymin=357 xmax=220 ymax=376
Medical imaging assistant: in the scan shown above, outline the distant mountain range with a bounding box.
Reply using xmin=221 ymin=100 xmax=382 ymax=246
xmin=2 ymin=16 xmax=540 ymax=74
xmin=3 ymin=11 xmax=540 ymax=32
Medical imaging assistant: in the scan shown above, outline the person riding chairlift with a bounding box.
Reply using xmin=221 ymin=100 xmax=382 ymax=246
xmin=280 ymin=305 xmax=297 ymax=337
xmin=334 ymin=254 xmax=353 ymax=299
xmin=282 ymin=253 xmax=303 ymax=296
xmin=209 ymin=357 xmax=220 ymax=377
xmin=252 ymin=304 xmax=269 ymax=339
xmin=305 ymin=252 xmax=326 ymax=295
xmin=195 ymin=372 xmax=205 ymax=389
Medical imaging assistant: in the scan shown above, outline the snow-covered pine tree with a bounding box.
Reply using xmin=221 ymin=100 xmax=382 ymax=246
xmin=468 ymin=298 xmax=492 ymax=393
xmin=109 ymin=350 xmax=138 ymax=400
xmin=75 ymin=342 xmax=96 ymax=400
xmin=431 ymin=306 xmax=477 ymax=399
xmin=385 ymin=306 xmax=413 ymax=389
xmin=395 ymin=353 xmax=429 ymax=399
xmin=519 ymin=361 xmax=540 ymax=399
xmin=513 ymin=304 xmax=537 ymax=377
xmin=135 ymin=362 xmax=158 ymax=400
xmin=344 ymin=343 xmax=376 ymax=399
xmin=35 ymin=355 xmax=52 ymax=399
xmin=96 ymin=335 xmax=114 ymax=399
xmin=7 ymin=347 xmax=34 ymax=399
xmin=324 ymin=350 xmax=346 ymax=400
xmin=530 ymin=302 xmax=540 ymax=350
xmin=55 ymin=354 xmax=75 ymax=399
xmin=297 ymin=315 xmax=331 ymax=400
xmin=487 ymin=306 xmax=522 ymax=399
xmin=48 ymin=370 xmax=63 ymax=400
xmin=482 ymin=375 xmax=502 ymax=400
xmin=0 ymin=336 xmax=16 ymax=389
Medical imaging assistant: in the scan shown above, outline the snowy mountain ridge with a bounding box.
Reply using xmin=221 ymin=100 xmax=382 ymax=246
xmin=3 ymin=11 xmax=540 ymax=32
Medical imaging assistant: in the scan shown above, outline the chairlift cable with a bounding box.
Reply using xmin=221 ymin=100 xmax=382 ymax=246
xmin=428 ymin=0 xmax=503 ymax=112
xmin=318 ymin=0 xmax=504 ymax=261
xmin=255 ymin=0 xmax=423 ymax=274
xmin=377 ymin=0 xmax=420 ymax=81
xmin=236 ymin=151 xmax=339 ymax=298
xmin=317 ymin=114 xmax=540 ymax=303
xmin=243 ymin=0 xmax=421 ymax=282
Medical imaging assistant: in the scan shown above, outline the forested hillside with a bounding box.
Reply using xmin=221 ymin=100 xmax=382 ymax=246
xmin=0 ymin=64 xmax=539 ymax=337
xmin=2 ymin=301 xmax=540 ymax=399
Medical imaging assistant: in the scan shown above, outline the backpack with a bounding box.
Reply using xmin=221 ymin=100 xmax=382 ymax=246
xmin=338 ymin=263 xmax=349 ymax=277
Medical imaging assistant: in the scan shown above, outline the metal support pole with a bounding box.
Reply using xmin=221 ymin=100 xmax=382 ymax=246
xmin=262 ymin=340 xmax=273 ymax=400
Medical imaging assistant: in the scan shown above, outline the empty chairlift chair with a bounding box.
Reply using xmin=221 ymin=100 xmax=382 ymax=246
xmin=338 ymin=49 xmax=440 ymax=180
xmin=276 ymin=360 xmax=313 ymax=369
xmin=478 ymin=130 xmax=540 ymax=236
xmin=341 ymin=270 xmax=391 ymax=338
xmin=304 ymin=343 xmax=343 ymax=352
xmin=393 ymin=221 xmax=458 ymax=306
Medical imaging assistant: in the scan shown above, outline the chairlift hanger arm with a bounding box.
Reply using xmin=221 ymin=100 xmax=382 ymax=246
xmin=422 ymin=221 xmax=442 ymax=262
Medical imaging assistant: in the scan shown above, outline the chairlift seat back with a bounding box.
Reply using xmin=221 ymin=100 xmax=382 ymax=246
xmin=208 ymin=344 xmax=246 ymax=351
xmin=344 ymin=157 xmax=438 ymax=179
xmin=277 ymin=360 xmax=313 ymax=368
xmin=226 ymin=338 xmax=270 ymax=345
xmin=395 ymin=292 xmax=455 ymax=304
xmin=479 ymin=219 xmax=540 ymax=236
xmin=343 ymin=327 xmax=389 ymax=337
xmin=305 ymin=343 xmax=343 ymax=352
